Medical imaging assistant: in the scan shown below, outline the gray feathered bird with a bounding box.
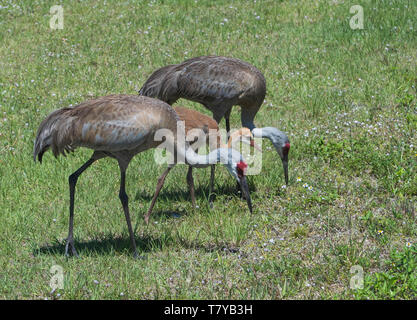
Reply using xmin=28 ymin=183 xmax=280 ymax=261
xmin=139 ymin=55 xmax=290 ymax=184
xmin=33 ymin=94 xmax=252 ymax=257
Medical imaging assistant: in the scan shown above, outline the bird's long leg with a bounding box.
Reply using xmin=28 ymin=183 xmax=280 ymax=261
xmin=225 ymin=117 xmax=230 ymax=140
xmin=117 ymin=162 xmax=139 ymax=258
xmin=209 ymin=164 xmax=215 ymax=208
xmin=186 ymin=166 xmax=196 ymax=208
xmin=66 ymin=155 xmax=99 ymax=257
xmin=224 ymin=108 xmax=232 ymax=142
xmin=144 ymin=165 xmax=174 ymax=224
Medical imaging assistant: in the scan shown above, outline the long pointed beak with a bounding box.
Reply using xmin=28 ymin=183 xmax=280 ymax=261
xmin=282 ymin=159 xmax=289 ymax=185
xmin=239 ymin=175 xmax=253 ymax=213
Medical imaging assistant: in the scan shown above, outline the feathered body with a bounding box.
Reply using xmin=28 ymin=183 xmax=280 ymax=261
xmin=174 ymin=106 xmax=253 ymax=151
xmin=145 ymin=105 xmax=255 ymax=222
xmin=139 ymin=56 xmax=291 ymax=186
xmin=139 ymin=56 xmax=266 ymax=128
xmin=33 ymin=95 xmax=253 ymax=257
xmin=33 ymin=95 xmax=179 ymax=163
xmin=174 ymin=106 xmax=219 ymax=144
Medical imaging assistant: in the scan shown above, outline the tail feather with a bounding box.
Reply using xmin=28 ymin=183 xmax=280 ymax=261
xmin=139 ymin=64 xmax=180 ymax=103
xmin=33 ymin=108 xmax=72 ymax=163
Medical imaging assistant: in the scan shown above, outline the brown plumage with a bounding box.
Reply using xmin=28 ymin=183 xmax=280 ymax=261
xmin=33 ymin=95 xmax=253 ymax=258
xmin=145 ymin=106 xmax=255 ymax=224
xmin=139 ymin=56 xmax=292 ymax=186
xmin=139 ymin=55 xmax=266 ymax=132
xmin=33 ymin=95 xmax=180 ymax=163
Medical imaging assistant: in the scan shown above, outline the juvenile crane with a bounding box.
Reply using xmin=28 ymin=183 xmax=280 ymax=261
xmin=33 ymin=95 xmax=252 ymax=258
xmin=139 ymin=55 xmax=290 ymax=184
xmin=145 ymin=105 xmax=259 ymax=224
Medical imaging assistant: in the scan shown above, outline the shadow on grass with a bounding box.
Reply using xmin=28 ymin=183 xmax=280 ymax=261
xmin=177 ymin=239 xmax=243 ymax=255
xmin=134 ymin=179 xmax=256 ymax=203
xmin=33 ymin=233 xmax=168 ymax=257
xmin=34 ymin=227 xmax=244 ymax=258
xmin=34 ymin=180 xmax=257 ymax=258
xmin=136 ymin=209 xmax=186 ymax=223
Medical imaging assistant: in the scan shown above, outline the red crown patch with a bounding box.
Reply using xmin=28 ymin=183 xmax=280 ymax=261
xmin=237 ymin=161 xmax=248 ymax=170
xmin=237 ymin=161 xmax=248 ymax=177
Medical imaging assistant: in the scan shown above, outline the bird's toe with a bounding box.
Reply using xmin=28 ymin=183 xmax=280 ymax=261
xmin=133 ymin=252 xmax=147 ymax=260
xmin=65 ymin=238 xmax=79 ymax=258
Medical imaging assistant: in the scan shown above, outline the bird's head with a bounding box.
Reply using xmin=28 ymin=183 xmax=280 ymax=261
xmin=252 ymin=127 xmax=290 ymax=185
xmin=217 ymin=148 xmax=253 ymax=213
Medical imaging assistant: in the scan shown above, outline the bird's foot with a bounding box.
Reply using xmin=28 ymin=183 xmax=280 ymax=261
xmin=133 ymin=251 xmax=147 ymax=260
xmin=208 ymin=197 xmax=214 ymax=209
xmin=144 ymin=214 xmax=150 ymax=225
xmin=208 ymin=193 xmax=216 ymax=209
xmin=65 ymin=237 xmax=79 ymax=258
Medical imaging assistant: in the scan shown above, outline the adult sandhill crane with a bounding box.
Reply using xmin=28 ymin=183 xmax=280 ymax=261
xmin=139 ymin=55 xmax=290 ymax=184
xmin=33 ymin=94 xmax=252 ymax=258
xmin=145 ymin=105 xmax=259 ymax=224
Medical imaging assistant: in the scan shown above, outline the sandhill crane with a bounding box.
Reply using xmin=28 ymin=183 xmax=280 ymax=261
xmin=145 ymin=105 xmax=259 ymax=224
xmin=139 ymin=55 xmax=290 ymax=184
xmin=33 ymin=94 xmax=252 ymax=258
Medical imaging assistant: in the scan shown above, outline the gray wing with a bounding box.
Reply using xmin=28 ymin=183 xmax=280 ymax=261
xmin=176 ymin=56 xmax=250 ymax=105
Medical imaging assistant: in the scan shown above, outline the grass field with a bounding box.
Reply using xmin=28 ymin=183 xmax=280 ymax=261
xmin=0 ymin=0 xmax=416 ymax=299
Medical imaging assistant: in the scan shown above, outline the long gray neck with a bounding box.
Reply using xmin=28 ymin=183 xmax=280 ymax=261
xmin=252 ymin=127 xmax=289 ymax=145
xmin=252 ymin=127 xmax=273 ymax=140
xmin=174 ymin=139 xmax=226 ymax=167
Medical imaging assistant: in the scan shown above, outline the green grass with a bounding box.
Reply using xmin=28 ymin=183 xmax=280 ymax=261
xmin=0 ymin=0 xmax=416 ymax=299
